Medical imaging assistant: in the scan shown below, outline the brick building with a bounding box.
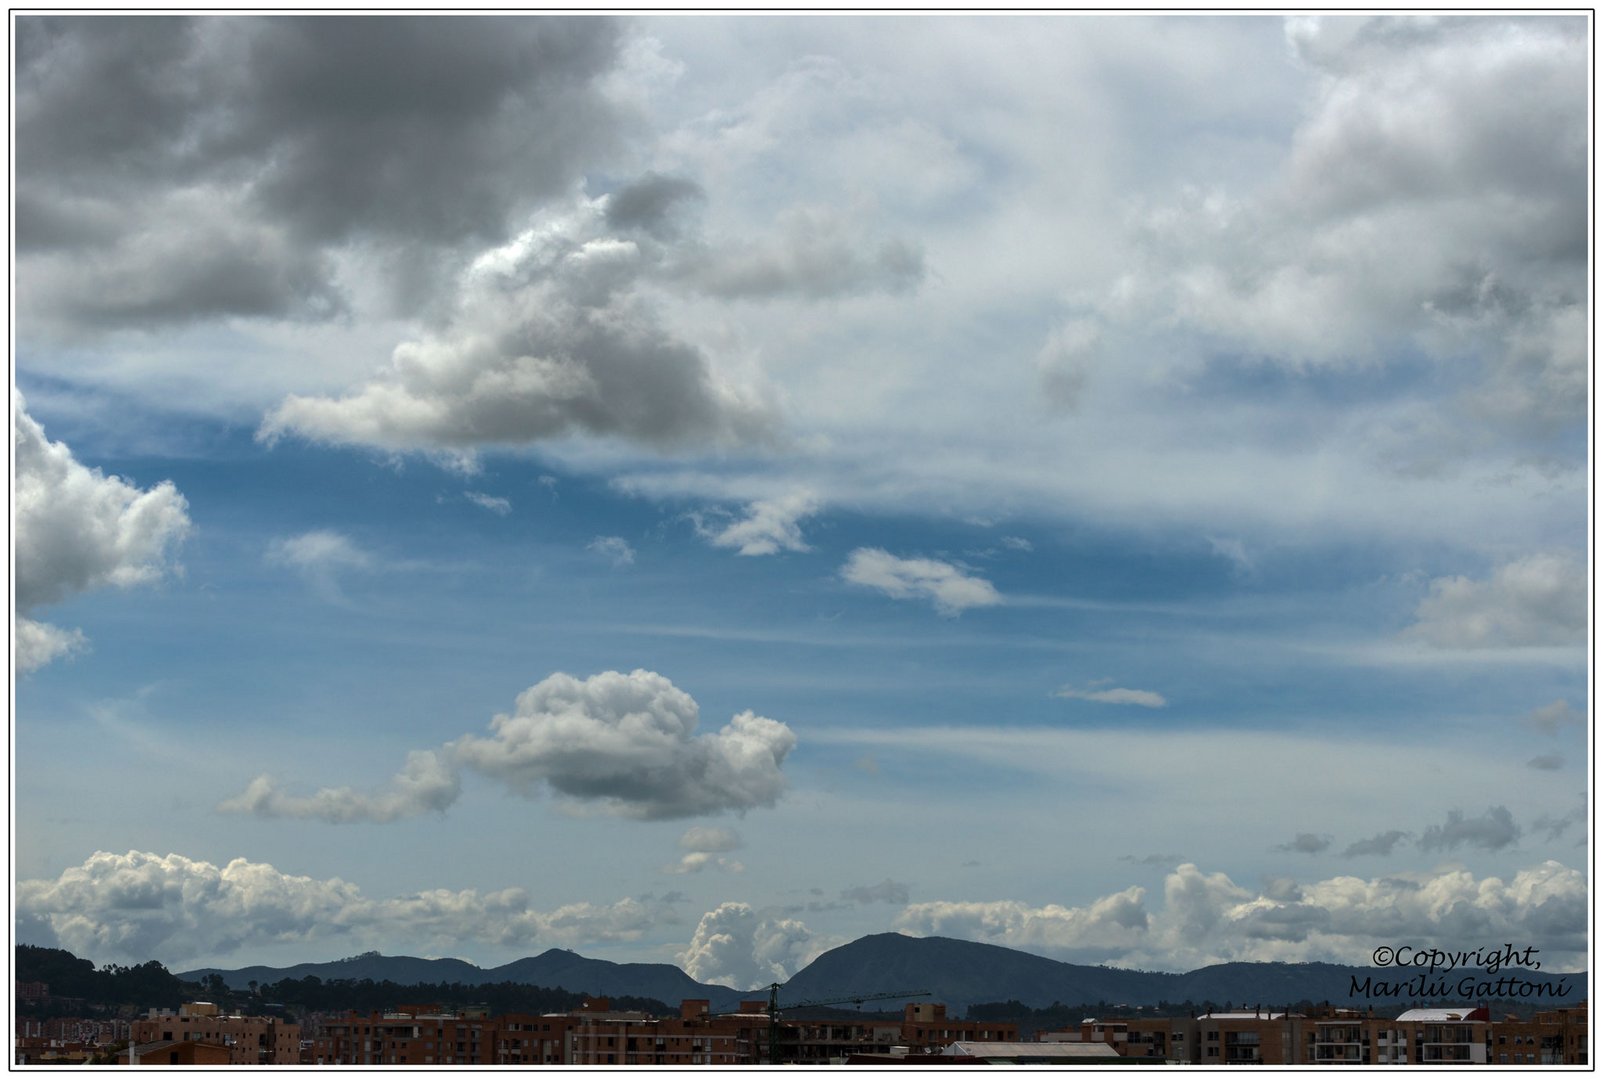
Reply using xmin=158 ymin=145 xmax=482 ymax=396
xmin=132 ymin=1001 xmax=300 ymax=1065
xmin=1050 ymin=1002 xmax=1588 ymax=1066
xmin=313 ymin=1005 xmax=575 ymax=1065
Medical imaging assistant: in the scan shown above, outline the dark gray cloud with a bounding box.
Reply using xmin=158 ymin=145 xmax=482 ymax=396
xmin=605 ymin=173 xmax=705 ymax=239
xmin=1274 ymin=833 xmax=1332 ymax=855
xmin=1418 ymin=806 xmax=1521 ymax=853
xmin=1341 ymin=830 xmax=1410 ymax=858
xmin=1531 ymin=797 xmax=1586 ymax=842
xmin=15 ymin=16 xmax=628 ymax=327
xmin=1526 ymin=753 xmax=1564 ymax=771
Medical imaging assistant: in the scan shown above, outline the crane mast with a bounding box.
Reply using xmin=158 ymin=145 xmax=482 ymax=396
xmin=764 ymin=983 xmax=930 ymax=1065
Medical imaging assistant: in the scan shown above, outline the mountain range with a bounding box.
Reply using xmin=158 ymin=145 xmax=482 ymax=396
xmin=182 ymin=934 xmax=1587 ymax=1016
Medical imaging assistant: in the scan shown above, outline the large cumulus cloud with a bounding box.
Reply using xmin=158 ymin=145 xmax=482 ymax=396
xmin=676 ymin=901 xmax=828 ymax=989
xmin=1406 ymin=552 xmax=1586 ymax=648
xmin=14 ymin=397 xmax=191 ymax=672
xmin=16 ymin=850 xmax=663 ymax=965
xmin=1054 ymin=16 xmax=1585 ymax=460
xmin=895 ymin=859 xmax=1588 ymax=972
xmin=452 ymin=669 xmax=796 ymax=820
xmin=221 ymin=669 xmax=797 ymax=823
xmin=15 ymin=16 xmax=628 ymax=328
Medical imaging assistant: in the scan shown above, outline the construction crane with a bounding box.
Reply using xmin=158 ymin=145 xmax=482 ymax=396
xmin=763 ymin=983 xmax=930 ymax=1065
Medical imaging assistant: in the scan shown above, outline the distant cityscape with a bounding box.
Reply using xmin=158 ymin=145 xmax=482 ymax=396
xmin=14 ymin=943 xmax=1590 ymax=1067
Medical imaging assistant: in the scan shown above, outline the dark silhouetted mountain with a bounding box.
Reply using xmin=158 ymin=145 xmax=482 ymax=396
xmin=180 ymin=948 xmax=742 ymax=1009
xmin=776 ymin=935 xmax=1586 ymax=1014
xmin=178 ymin=937 xmax=1587 ymax=1018
xmin=487 ymin=949 xmax=742 ymax=1009
xmin=179 ymin=951 xmax=485 ymax=990
xmin=777 ymin=933 xmax=1156 ymax=1013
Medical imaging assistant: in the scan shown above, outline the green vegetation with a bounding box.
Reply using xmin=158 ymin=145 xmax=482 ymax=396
xmin=15 ymin=946 xmax=671 ymax=1023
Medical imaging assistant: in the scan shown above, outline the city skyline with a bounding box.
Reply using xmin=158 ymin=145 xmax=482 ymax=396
xmin=12 ymin=14 xmax=1589 ymax=988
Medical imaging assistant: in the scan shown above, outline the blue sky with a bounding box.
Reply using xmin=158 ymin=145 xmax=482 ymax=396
xmin=12 ymin=14 xmax=1589 ymax=989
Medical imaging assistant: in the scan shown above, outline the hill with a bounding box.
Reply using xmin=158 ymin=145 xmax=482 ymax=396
xmin=177 ymin=936 xmax=1589 ymax=1018
xmin=180 ymin=949 xmax=743 ymax=1010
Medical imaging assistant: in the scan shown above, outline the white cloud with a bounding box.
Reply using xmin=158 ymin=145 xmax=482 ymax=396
xmin=465 ymin=491 xmax=512 ymax=515
xmin=701 ymin=490 xmax=819 ymax=556
xmin=676 ymin=901 xmax=827 ymax=988
xmin=258 ymin=195 xmax=782 ymax=461
xmin=896 ymin=889 xmax=1150 ymax=961
xmin=1407 ymin=553 xmax=1586 ymax=648
xmin=587 ymin=535 xmax=636 ymax=567
xmin=1055 ymin=683 xmax=1168 ymax=708
xmin=664 ymin=826 xmax=745 ymax=876
xmin=265 ymin=529 xmax=374 ymax=601
xmin=15 ymin=618 xmax=87 ymax=674
xmin=895 ymin=859 xmax=1587 ymax=971
xmin=217 ymin=750 xmax=461 ymax=825
xmin=220 ymin=670 xmax=796 ymax=824
xmin=15 ymin=850 xmax=664 ymax=965
xmin=13 ymin=397 xmax=191 ymax=671
xmin=451 ymin=669 xmax=796 ymax=820
xmin=840 ymin=548 xmax=1001 ymax=616
xmin=1092 ymin=16 xmax=1587 ymax=446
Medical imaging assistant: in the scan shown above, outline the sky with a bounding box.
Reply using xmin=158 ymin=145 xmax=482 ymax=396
xmin=10 ymin=14 xmax=1592 ymax=992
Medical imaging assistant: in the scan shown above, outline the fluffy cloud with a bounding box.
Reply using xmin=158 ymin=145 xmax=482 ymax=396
xmin=896 ymin=889 xmax=1150 ymax=962
xmin=259 ymin=192 xmax=782 ymax=460
xmin=895 ymin=860 xmax=1587 ymax=971
xmin=217 ymin=751 xmax=460 ymax=825
xmin=15 ymin=17 xmax=628 ymax=329
xmin=664 ymin=826 xmax=744 ymax=875
xmin=15 ymin=850 xmax=663 ymax=965
xmin=220 ymin=670 xmax=796 ymax=824
xmin=840 ymin=548 xmax=1002 ymax=615
xmin=676 ymin=902 xmax=825 ymax=988
xmin=587 ymin=536 xmax=637 ymax=567
xmin=1407 ymin=553 xmax=1586 ymax=648
xmin=700 ymin=491 xmax=819 ymax=556
xmin=1418 ymin=805 xmax=1522 ymax=852
xmin=1079 ymin=16 xmax=1587 ymax=453
xmin=451 ymin=670 xmax=796 ymax=820
xmin=1054 ymin=683 xmax=1168 ymax=708
xmin=14 ymin=398 xmax=191 ymax=671
xmin=15 ymin=618 xmax=87 ymax=674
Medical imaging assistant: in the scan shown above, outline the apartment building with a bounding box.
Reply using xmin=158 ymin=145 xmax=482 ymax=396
xmin=569 ymin=998 xmax=743 ymax=1065
xmin=1057 ymin=1002 xmax=1587 ymax=1066
xmin=313 ymin=1005 xmax=575 ymax=1065
xmin=1041 ymin=1016 xmax=1199 ymax=1063
xmin=1490 ymin=1004 xmax=1589 ymax=1066
xmin=132 ymin=1001 xmax=300 ymax=1065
